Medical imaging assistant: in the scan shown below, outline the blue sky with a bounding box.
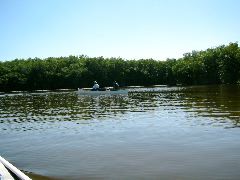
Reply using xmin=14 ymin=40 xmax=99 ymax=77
xmin=0 ymin=0 xmax=239 ymax=61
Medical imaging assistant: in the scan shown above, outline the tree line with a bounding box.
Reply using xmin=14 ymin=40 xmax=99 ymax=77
xmin=0 ymin=42 xmax=239 ymax=92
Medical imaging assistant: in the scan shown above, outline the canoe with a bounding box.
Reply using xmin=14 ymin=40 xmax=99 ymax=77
xmin=0 ymin=156 xmax=31 ymax=180
xmin=77 ymin=88 xmax=128 ymax=95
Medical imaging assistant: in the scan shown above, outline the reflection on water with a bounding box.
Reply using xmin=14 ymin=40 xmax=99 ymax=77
xmin=0 ymin=85 xmax=240 ymax=179
xmin=179 ymin=85 xmax=240 ymax=127
xmin=1 ymin=85 xmax=240 ymax=133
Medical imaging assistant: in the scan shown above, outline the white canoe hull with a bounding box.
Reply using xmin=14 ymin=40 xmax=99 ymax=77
xmin=0 ymin=156 xmax=31 ymax=180
xmin=77 ymin=89 xmax=128 ymax=95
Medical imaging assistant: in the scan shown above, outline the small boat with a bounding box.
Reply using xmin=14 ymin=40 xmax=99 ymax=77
xmin=0 ymin=156 xmax=31 ymax=180
xmin=77 ymin=88 xmax=128 ymax=95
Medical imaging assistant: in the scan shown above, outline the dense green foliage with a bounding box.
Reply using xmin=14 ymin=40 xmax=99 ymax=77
xmin=0 ymin=42 xmax=240 ymax=92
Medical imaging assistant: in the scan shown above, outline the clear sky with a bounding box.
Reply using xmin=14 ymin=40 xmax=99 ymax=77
xmin=0 ymin=0 xmax=240 ymax=61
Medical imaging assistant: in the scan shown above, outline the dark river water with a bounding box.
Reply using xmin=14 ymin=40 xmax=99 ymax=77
xmin=0 ymin=85 xmax=240 ymax=180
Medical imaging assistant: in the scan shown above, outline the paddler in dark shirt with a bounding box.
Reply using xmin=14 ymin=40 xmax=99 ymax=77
xmin=113 ymin=81 xmax=119 ymax=90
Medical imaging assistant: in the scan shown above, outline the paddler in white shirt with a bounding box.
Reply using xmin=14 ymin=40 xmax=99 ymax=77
xmin=92 ymin=81 xmax=100 ymax=91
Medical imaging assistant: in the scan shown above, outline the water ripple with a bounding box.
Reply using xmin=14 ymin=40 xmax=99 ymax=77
xmin=0 ymin=86 xmax=240 ymax=133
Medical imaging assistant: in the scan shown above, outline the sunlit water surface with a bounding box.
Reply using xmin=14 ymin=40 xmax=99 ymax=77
xmin=0 ymin=85 xmax=240 ymax=180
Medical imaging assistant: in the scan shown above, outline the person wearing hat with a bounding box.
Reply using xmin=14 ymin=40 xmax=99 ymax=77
xmin=92 ymin=81 xmax=100 ymax=91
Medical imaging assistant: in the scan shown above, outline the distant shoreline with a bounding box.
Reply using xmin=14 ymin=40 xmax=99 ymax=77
xmin=0 ymin=42 xmax=239 ymax=92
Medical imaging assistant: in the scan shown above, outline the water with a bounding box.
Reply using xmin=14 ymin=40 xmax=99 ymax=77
xmin=0 ymin=85 xmax=240 ymax=180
